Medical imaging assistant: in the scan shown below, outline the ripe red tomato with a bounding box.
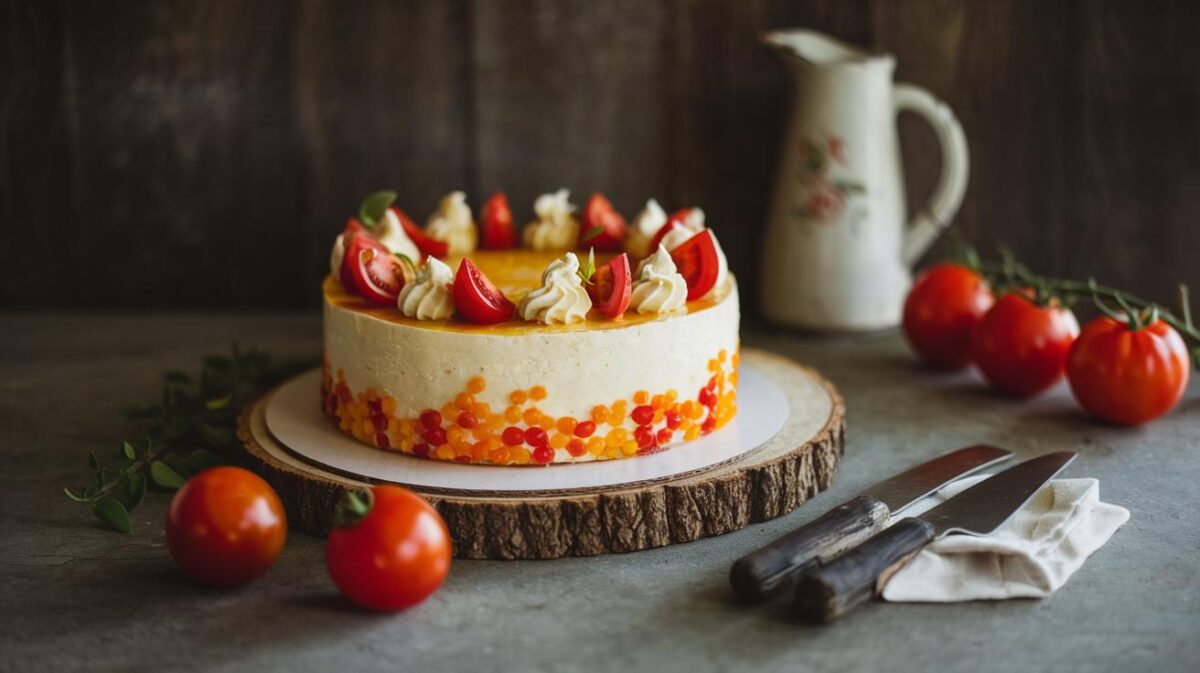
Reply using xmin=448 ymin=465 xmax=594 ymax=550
xmin=580 ymin=194 xmax=627 ymax=251
xmin=670 ymin=229 xmax=719 ymax=300
xmin=326 ymin=486 xmax=452 ymax=611
xmin=971 ymin=292 xmax=1080 ymax=397
xmin=902 ymin=264 xmax=995 ymax=369
xmin=480 ymin=192 xmax=517 ymax=249
xmin=343 ymin=234 xmax=409 ymax=305
xmin=453 ymin=258 xmax=515 ymax=324
xmin=391 ymin=206 xmax=449 ymax=258
xmin=587 ymin=253 xmax=632 ymax=318
xmin=166 ymin=467 xmax=287 ymax=588
xmin=1066 ymin=316 xmax=1191 ymax=425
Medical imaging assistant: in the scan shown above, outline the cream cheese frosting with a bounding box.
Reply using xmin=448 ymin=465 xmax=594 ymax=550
xmin=517 ymin=252 xmax=592 ymax=324
xmin=522 ymin=189 xmax=580 ymax=251
xmin=625 ymin=199 xmax=668 ymax=259
xmin=630 ymin=245 xmax=688 ymax=315
xmin=329 ymin=234 xmax=349 ymax=275
xmin=397 ymin=257 xmax=455 ymax=320
xmin=425 ymin=191 xmax=477 ymax=255
xmin=373 ymin=208 xmax=422 ymax=261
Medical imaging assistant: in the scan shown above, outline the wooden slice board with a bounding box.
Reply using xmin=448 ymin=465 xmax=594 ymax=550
xmin=238 ymin=349 xmax=845 ymax=559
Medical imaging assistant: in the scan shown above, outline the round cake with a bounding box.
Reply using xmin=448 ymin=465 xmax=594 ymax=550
xmin=322 ymin=191 xmax=739 ymax=465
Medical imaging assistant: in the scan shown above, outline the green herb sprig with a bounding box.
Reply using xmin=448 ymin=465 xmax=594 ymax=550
xmin=64 ymin=344 xmax=315 ymax=532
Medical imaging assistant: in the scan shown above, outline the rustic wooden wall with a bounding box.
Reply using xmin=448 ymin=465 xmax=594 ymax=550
xmin=4 ymin=0 xmax=1199 ymax=312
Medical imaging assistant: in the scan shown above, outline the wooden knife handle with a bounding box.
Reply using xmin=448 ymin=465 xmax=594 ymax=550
xmin=793 ymin=517 xmax=936 ymax=624
xmin=729 ymin=495 xmax=890 ymax=602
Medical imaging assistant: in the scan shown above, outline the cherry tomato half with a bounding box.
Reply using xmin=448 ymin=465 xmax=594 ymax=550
xmin=587 ymin=253 xmax=632 ymax=318
xmin=391 ymin=206 xmax=449 ymax=258
xmin=902 ymin=264 xmax=995 ymax=369
xmin=453 ymin=258 xmax=515 ymax=324
xmin=480 ymin=192 xmax=517 ymax=249
xmin=670 ymin=229 xmax=719 ymax=301
xmin=580 ymin=193 xmax=627 ymax=251
xmin=344 ymin=234 xmax=409 ymax=305
xmin=1066 ymin=316 xmax=1190 ymax=425
xmin=971 ymin=292 xmax=1080 ymax=397
xmin=326 ymin=486 xmax=452 ymax=612
xmin=166 ymin=467 xmax=287 ymax=588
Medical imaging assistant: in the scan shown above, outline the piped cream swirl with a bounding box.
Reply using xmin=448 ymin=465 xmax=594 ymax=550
xmin=397 ymin=257 xmax=455 ymax=320
xmin=425 ymin=191 xmax=477 ymax=255
xmin=518 ymin=252 xmax=592 ymax=324
xmin=625 ymin=199 xmax=668 ymax=259
xmin=630 ymin=245 xmax=688 ymax=315
xmin=373 ymin=208 xmax=422 ymax=261
xmin=522 ymin=189 xmax=580 ymax=251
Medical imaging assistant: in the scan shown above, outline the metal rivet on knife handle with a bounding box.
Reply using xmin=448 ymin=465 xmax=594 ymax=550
xmin=730 ymin=495 xmax=889 ymax=602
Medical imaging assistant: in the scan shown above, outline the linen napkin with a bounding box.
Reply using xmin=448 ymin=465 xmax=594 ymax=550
xmin=881 ymin=476 xmax=1129 ymax=602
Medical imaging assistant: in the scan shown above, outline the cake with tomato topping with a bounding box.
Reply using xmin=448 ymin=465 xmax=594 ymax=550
xmin=323 ymin=189 xmax=738 ymax=465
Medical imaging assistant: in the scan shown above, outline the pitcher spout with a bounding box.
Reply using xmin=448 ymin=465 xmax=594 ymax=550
xmin=760 ymin=29 xmax=893 ymax=70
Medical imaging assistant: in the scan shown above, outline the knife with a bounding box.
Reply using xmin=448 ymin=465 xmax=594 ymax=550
xmin=730 ymin=445 xmax=1012 ymax=602
xmin=794 ymin=450 xmax=1076 ymax=623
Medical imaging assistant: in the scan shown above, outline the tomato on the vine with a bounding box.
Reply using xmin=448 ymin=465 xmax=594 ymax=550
xmin=326 ymin=485 xmax=452 ymax=612
xmin=971 ymin=292 xmax=1080 ymax=397
xmin=1066 ymin=316 xmax=1190 ymax=425
xmin=166 ymin=467 xmax=287 ymax=588
xmin=902 ymin=264 xmax=994 ymax=369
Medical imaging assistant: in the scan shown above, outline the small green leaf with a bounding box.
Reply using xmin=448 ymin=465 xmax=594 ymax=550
xmin=205 ymin=393 xmax=234 ymax=411
xmin=580 ymin=225 xmax=604 ymax=243
xmin=358 ymin=190 xmax=397 ymax=228
xmin=122 ymin=441 xmax=137 ymax=460
xmin=185 ymin=449 xmax=227 ymax=473
xmin=198 ymin=422 xmax=235 ymax=448
xmin=126 ymin=473 xmax=147 ymax=510
xmin=576 ymin=247 xmax=597 ymax=286
xmin=150 ymin=460 xmax=187 ymax=490
xmin=93 ymin=497 xmax=131 ymax=533
xmin=88 ymin=451 xmax=100 ymax=472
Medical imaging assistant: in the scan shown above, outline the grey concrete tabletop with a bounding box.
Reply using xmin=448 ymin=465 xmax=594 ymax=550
xmin=2 ymin=314 xmax=1197 ymax=673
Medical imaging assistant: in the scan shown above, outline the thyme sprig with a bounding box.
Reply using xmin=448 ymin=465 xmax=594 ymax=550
xmin=966 ymin=252 xmax=1200 ymax=368
xmin=64 ymin=344 xmax=315 ymax=532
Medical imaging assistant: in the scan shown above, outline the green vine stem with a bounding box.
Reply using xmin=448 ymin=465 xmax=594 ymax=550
xmin=968 ymin=256 xmax=1200 ymax=369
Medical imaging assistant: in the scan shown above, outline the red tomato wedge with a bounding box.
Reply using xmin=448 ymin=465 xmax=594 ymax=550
xmin=390 ymin=206 xmax=449 ymax=258
xmin=579 ymin=194 xmax=627 ymax=251
xmin=670 ymin=229 xmax=719 ymax=300
xmin=480 ymin=192 xmax=517 ymax=249
xmin=649 ymin=207 xmax=700 ymax=252
xmin=587 ymin=253 xmax=632 ymax=318
xmin=343 ymin=235 xmax=410 ymax=305
xmin=454 ymin=258 xmax=515 ymax=324
xmin=343 ymin=217 xmax=365 ymax=238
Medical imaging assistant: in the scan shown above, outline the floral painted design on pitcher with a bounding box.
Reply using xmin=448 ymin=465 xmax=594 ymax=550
xmin=794 ymin=134 xmax=866 ymax=227
xmin=760 ymin=30 xmax=969 ymax=332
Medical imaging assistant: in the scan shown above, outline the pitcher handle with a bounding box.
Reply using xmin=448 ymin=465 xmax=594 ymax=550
xmin=892 ymin=84 xmax=969 ymax=267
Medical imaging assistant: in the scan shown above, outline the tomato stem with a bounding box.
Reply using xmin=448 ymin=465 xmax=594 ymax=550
xmin=333 ymin=489 xmax=374 ymax=529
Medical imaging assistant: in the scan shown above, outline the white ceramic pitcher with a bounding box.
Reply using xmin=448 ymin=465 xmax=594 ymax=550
xmin=760 ymin=30 xmax=968 ymax=332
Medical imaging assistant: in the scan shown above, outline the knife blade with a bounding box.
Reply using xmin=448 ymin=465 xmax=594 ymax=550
xmin=729 ymin=445 xmax=1012 ymax=602
xmin=794 ymin=450 xmax=1076 ymax=623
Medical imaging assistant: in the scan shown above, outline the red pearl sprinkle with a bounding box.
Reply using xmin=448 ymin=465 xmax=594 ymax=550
xmin=374 ymin=432 xmax=390 ymax=448
xmin=524 ymin=427 xmax=549 ymax=448
xmin=573 ymin=420 xmax=596 ymax=438
xmin=665 ymin=410 xmax=681 ymax=429
xmin=455 ymin=455 xmax=472 ymax=464
xmin=532 ymin=445 xmax=554 ymax=463
xmin=698 ymin=388 xmax=716 ymax=408
xmin=456 ymin=411 xmax=479 ymax=429
xmin=422 ymin=426 xmax=446 ymax=446
xmin=420 ymin=410 xmax=442 ymax=430
xmin=635 ymin=426 xmax=656 ymax=449
xmin=371 ymin=415 xmax=388 ymax=432
xmin=412 ymin=443 xmax=431 ymax=458
xmin=566 ymin=439 xmax=586 ymax=457
xmin=631 ymin=405 xmax=655 ymax=426
xmin=502 ymin=426 xmax=525 ymax=446
xmin=656 ymin=428 xmax=673 ymax=445
xmin=701 ymin=415 xmax=716 ymax=434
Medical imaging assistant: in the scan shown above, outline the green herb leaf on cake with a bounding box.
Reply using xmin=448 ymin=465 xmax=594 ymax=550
xmin=358 ymin=190 xmax=398 ymax=228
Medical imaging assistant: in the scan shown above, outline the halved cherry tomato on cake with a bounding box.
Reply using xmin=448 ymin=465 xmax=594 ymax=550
xmin=649 ymin=208 xmax=700 ymax=252
xmin=670 ymin=229 xmax=719 ymax=301
xmin=454 ymin=258 xmax=515 ymax=324
xmin=480 ymin=192 xmax=517 ymax=249
xmin=344 ymin=234 xmax=410 ymax=305
xmin=587 ymin=253 xmax=632 ymax=318
xmin=343 ymin=217 xmax=365 ymax=238
xmin=579 ymin=193 xmax=627 ymax=251
xmin=971 ymin=292 xmax=1080 ymax=397
xmin=390 ymin=206 xmax=449 ymax=258
xmin=326 ymin=486 xmax=451 ymax=612
xmin=1066 ymin=315 xmax=1190 ymax=425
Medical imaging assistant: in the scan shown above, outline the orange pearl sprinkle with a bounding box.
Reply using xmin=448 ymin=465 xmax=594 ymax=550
xmin=440 ymin=402 xmax=458 ymax=420
xmin=505 ymin=406 xmax=523 ymax=423
xmin=511 ymin=447 xmax=532 ymax=465
xmin=529 ymin=385 xmax=547 ymax=401
xmin=489 ymin=446 xmax=511 ymax=465
xmin=455 ymin=392 xmax=474 ymax=410
xmin=435 ymin=444 xmax=455 ymax=460
xmin=509 ymin=390 xmax=527 ymax=405
xmin=471 ymin=401 xmax=491 ymax=418
xmin=556 ymin=416 xmax=577 ymax=435
xmin=586 ymin=437 xmax=606 ymax=455
xmin=592 ymin=405 xmax=609 ymax=424
xmin=633 ymin=390 xmax=649 ymax=405
xmin=621 ymin=441 xmax=639 ymax=456
xmin=611 ymin=400 xmax=627 ymax=416
xmin=550 ymin=433 xmax=569 ymax=449
xmin=467 ymin=376 xmax=486 ymax=394
xmin=651 ymin=394 xmax=665 ymax=409
xmin=522 ymin=407 xmax=542 ymax=425
xmin=606 ymin=428 xmax=629 ymax=447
